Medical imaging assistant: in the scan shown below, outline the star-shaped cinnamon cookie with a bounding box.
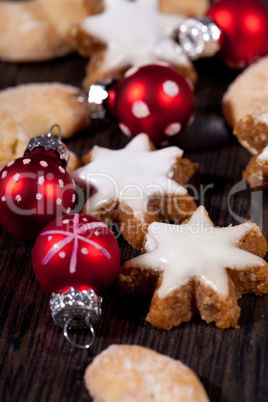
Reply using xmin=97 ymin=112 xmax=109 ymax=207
xmin=71 ymin=0 xmax=198 ymax=88
xmin=71 ymin=134 xmax=197 ymax=250
xmin=119 ymin=206 xmax=268 ymax=329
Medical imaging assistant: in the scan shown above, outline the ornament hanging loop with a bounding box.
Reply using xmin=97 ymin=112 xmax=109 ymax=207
xmin=176 ymin=16 xmax=221 ymax=60
xmin=63 ymin=317 xmax=95 ymax=349
xmin=47 ymin=123 xmax=62 ymax=141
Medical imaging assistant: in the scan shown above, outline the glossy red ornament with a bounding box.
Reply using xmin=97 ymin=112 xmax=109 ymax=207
xmin=32 ymin=213 xmax=121 ymax=295
xmin=207 ymin=0 xmax=268 ymax=68
xmin=32 ymin=213 xmax=120 ymax=348
xmin=0 ymin=134 xmax=76 ymax=240
xmin=107 ymin=64 xmax=194 ymax=145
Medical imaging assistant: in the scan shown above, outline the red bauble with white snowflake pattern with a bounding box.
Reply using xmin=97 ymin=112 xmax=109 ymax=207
xmin=108 ymin=64 xmax=194 ymax=145
xmin=207 ymin=0 xmax=268 ymax=68
xmin=0 ymin=128 xmax=76 ymax=240
xmin=32 ymin=213 xmax=120 ymax=295
xmin=32 ymin=213 xmax=120 ymax=348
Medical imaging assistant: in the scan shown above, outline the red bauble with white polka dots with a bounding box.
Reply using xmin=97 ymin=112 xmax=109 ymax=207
xmin=107 ymin=64 xmax=194 ymax=145
xmin=0 ymin=130 xmax=76 ymax=240
xmin=32 ymin=213 xmax=120 ymax=295
xmin=207 ymin=0 xmax=268 ymax=68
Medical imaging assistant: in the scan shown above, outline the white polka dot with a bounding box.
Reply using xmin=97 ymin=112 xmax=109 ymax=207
xmin=66 ymin=207 xmax=71 ymax=214
xmin=119 ymin=123 xmax=132 ymax=137
xmin=7 ymin=160 xmax=15 ymax=167
xmin=71 ymin=194 xmax=76 ymax=203
xmin=40 ymin=161 xmax=48 ymax=168
xmin=58 ymin=166 xmax=65 ymax=174
xmin=62 ymin=219 xmax=70 ymax=224
xmin=81 ymin=247 xmax=88 ymax=255
xmin=22 ymin=159 xmax=31 ymax=165
xmin=48 ymin=235 xmax=53 ymax=241
xmin=94 ymin=230 xmax=100 ymax=236
xmin=38 ymin=176 xmax=45 ymax=185
xmin=59 ymin=252 xmax=65 ymax=259
xmin=1 ymin=171 xmax=7 ymax=179
xmin=82 ymin=218 xmax=88 ymax=222
xmin=15 ymin=195 xmax=22 ymax=203
xmin=162 ymin=80 xmax=179 ymax=97
xmin=132 ymin=101 xmax=150 ymax=119
xmin=1 ymin=196 xmax=6 ymax=202
xmin=13 ymin=173 xmax=20 ymax=182
xmin=164 ymin=122 xmax=182 ymax=136
xmin=56 ymin=198 xmax=62 ymax=205
xmin=58 ymin=179 xmax=64 ymax=188
xmin=36 ymin=193 xmax=43 ymax=200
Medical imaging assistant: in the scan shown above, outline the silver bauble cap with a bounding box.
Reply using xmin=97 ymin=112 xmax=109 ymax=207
xmin=88 ymin=78 xmax=116 ymax=119
xmin=49 ymin=287 xmax=102 ymax=349
xmin=24 ymin=124 xmax=69 ymax=165
xmin=176 ymin=16 xmax=222 ymax=60
xmin=49 ymin=287 xmax=102 ymax=328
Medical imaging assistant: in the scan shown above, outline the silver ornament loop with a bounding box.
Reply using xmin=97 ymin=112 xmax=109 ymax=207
xmin=176 ymin=16 xmax=222 ymax=60
xmin=63 ymin=317 xmax=95 ymax=349
xmin=47 ymin=123 xmax=62 ymax=141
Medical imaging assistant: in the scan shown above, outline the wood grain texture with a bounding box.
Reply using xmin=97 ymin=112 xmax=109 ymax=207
xmin=0 ymin=3 xmax=268 ymax=401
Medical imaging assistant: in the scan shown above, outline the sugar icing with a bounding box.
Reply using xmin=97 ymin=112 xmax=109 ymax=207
xmin=71 ymin=134 xmax=186 ymax=221
xmin=81 ymin=0 xmax=190 ymax=72
xmin=127 ymin=206 xmax=265 ymax=297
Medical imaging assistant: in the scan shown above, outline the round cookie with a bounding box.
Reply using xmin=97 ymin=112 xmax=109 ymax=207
xmin=222 ymin=56 xmax=268 ymax=128
xmin=0 ymin=83 xmax=90 ymax=172
xmin=85 ymin=345 xmax=209 ymax=402
xmin=0 ymin=0 xmax=99 ymax=62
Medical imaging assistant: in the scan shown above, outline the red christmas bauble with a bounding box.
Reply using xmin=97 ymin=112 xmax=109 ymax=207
xmin=108 ymin=64 xmax=194 ymax=145
xmin=32 ymin=213 xmax=121 ymax=295
xmin=207 ymin=0 xmax=268 ymax=68
xmin=0 ymin=150 xmax=76 ymax=240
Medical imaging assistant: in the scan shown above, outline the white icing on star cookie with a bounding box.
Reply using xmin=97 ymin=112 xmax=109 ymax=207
xmin=80 ymin=0 xmax=190 ymax=72
xmin=128 ymin=206 xmax=266 ymax=297
xmin=71 ymin=134 xmax=186 ymax=221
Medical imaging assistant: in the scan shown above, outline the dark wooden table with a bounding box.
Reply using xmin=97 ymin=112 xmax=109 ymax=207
xmin=1 ymin=11 xmax=268 ymax=402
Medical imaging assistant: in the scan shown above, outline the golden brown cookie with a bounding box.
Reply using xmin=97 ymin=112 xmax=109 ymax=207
xmin=72 ymin=134 xmax=198 ymax=250
xmin=159 ymin=0 xmax=209 ymax=17
xmin=0 ymin=83 xmax=90 ymax=172
xmin=222 ymin=56 xmax=268 ymax=128
xmin=119 ymin=206 xmax=268 ymax=329
xmin=0 ymin=0 xmax=98 ymax=62
xmin=243 ymin=146 xmax=268 ymax=190
xmin=71 ymin=0 xmax=199 ymax=89
xmin=85 ymin=345 xmax=210 ymax=402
